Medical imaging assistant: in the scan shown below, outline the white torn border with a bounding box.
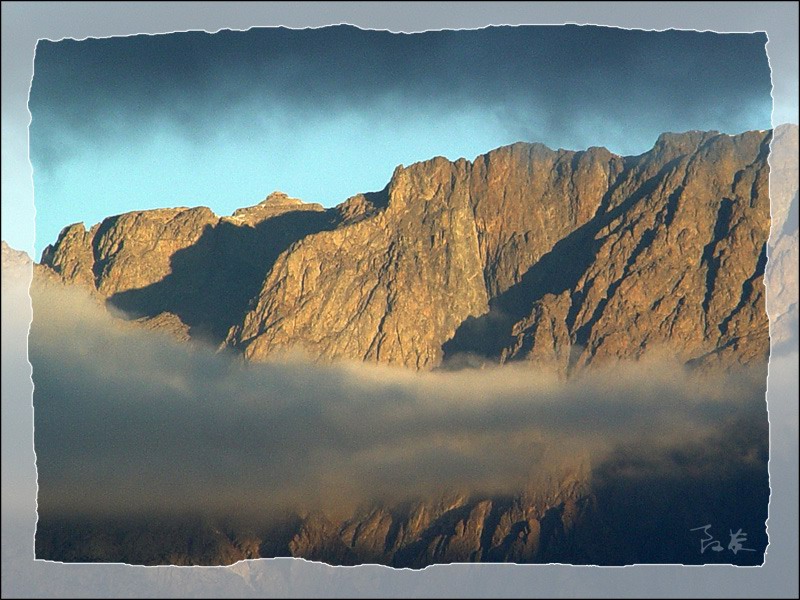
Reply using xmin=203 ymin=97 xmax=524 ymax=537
xmin=20 ymin=20 xmax=778 ymax=578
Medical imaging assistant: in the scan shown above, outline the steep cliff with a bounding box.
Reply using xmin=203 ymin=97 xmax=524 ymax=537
xmin=229 ymin=130 xmax=772 ymax=371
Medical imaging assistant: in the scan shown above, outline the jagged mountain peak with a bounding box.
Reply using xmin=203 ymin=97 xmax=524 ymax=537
xmin=260 ymin=190 xmax=304 ymax=205
xmin=35 ymin=128 xmax=783 ymax=374
xmin=229 ymin=191 xmax=326 ymax=226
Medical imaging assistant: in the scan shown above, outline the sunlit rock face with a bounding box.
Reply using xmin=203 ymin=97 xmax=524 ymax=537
xmin=39 ymin=130 xmax=776 ymax=374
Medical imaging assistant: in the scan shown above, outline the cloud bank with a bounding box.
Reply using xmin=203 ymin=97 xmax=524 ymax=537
xmin=25 ymin=275 xmax=768 ymax=523
xmin=28 ymin=26 xmax=772 ymax=252
xmin=30 ymin=26 xmax=771 ymax=161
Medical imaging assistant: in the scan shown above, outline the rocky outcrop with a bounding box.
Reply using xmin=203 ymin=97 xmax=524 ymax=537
xmin=39 ymin=193 xmax=335 ymax=343
xmin=227 ymin=157 xmax=492 ymax=368
xmin=226 ymin=145 xmax=627 ymax=368
xmin=37 ymin=129 xmax=779 ymax=373
xmin=465 ymin=130 xmax=772 ymax=373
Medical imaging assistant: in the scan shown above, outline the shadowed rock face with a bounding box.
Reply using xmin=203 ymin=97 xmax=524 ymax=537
xmin=39 ymin=193 xmax=336 ymax=344
xmin=38 ymin=130 xmax=774 ymax=373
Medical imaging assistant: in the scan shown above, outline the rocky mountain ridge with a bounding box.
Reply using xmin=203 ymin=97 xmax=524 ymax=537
xmin=36 ymin=129 xmax=777 ymax=374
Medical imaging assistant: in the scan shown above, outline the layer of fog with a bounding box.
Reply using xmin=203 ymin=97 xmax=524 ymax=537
xmin=24 ymin=275 xmax=768 ymax=522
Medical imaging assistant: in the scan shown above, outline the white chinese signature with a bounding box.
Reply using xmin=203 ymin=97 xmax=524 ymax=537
xmin=690 ymin=524 xmax=755 ymax=555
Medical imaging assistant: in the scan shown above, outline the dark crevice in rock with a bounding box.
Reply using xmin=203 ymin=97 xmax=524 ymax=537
xmin=701 ymin=197 xmax=735 ymax=315
xmin=91 ymin=216 xmax=122 ymax=287
xmin=719 ymin=242 xmax=768 ymax=337
xmin=391 ymin=503 xmax=473 ymax=568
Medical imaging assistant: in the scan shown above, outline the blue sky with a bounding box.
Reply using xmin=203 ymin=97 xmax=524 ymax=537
xmin=27 ymin=25 xmax=772 ymax=256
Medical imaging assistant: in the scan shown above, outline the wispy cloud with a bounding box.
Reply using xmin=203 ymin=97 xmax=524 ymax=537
xmin=25 ymin=276 xmax=767 ymax=520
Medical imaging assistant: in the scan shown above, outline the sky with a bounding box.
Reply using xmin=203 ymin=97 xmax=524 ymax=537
xmin=28 ymin=24 xmax=773 ymax=255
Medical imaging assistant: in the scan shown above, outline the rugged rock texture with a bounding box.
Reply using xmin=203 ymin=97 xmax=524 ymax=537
xmin=465 ymin=130 xmax=772 ymax=373
xmin=39 ymin=192 xmax=334 ymax=344
xmin=37 ymin=129 xmax=779 ymax=373
xmin=229 ymin=157 xmax=492 ymax=368
xmin=230 ymin=130 xmax=773 ymax=372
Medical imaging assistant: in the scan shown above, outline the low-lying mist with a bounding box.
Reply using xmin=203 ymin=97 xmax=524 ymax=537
xmin=24 ymin=273 xmax=769 ymax=527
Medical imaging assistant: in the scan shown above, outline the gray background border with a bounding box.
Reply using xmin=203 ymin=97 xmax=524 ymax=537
xmin=1 ymin=2 xmax=798 ymax=597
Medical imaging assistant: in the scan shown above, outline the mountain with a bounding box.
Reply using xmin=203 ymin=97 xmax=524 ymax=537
xmin=15 ymin=126 xmax=796 ymax=568
xmin=38 ymin=129 xmax=773 ymax=373
xmin=37 ymin=191 xmax=334 ymax=343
